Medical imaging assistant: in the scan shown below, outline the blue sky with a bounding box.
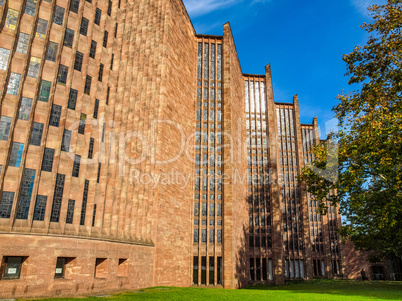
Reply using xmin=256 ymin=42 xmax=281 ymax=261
xmin=182 ymin=0 xmax=385 ymax=137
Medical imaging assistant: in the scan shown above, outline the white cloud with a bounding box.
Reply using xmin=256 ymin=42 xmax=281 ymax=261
xmin=183 ymin=0 xmax=241 ymax=17
xmin=351 ymin=0 xmax=387 ymax=16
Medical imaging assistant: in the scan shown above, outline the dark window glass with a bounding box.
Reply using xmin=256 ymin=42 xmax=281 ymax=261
xmin=209 ymin=257 xmax=214 ymax=285
xmin=30 ymin=122 xmax=44 ymax=146
xmin=118 ymin=0 xmax=121 ymax=8
xmin=217 ymin=229 xmax=222 ymax=243
xmin=217 ymin=257 xmax=222 ymax=285
xmin=66 ymin=199 xmax=75 ymax=224
xmin=85 ymin=0 xmax=92 ymax=3
xmin=9 ymin=142 xmax=24 ymax=167
xmin=78 ymin=113 xmax=86 ymax=134
xmin=6 ymin=72 xmax=21 ymax=95
xmin=94 ymin=8 xmax=101 ymax=25
xmin=103 ymin=31 xmax=108 ymax=47
xmin=24 ymin=0 xmax=37 ymax=16
xmin=201 ymin=257 xmax=206 ymax=285
xmin=70 ymin=0 xmax=80 ymax=13
xmin=55 ymin=258 xmax=66 ymax=278
xmin=194 ymin=229 xmax=199 ymax=243
xmin=49 ymin=104 xmax=61 ymax=127
xmin=97 ymin=162 xmax=101 ymax=183
xmin=57 ymin=65 xmax=68 ymax=84
xmin=72 ymin=155 xmax=81 ymax=177
xmin=102 ymin=123 xmax=105 ymax=142
xmin=63 ymin=28 xmax=74 ymax=48
xmin=110 ymin=54 xmax=114 ymax=70
xmin=107 ymin=0 xmax=112 ymax=15
xmin=114 ymin=23 xmax=118 ymax=38
xmin=46 ymin=41 xmax=58 ymax=62
xmin=80 ymin=180 xmax=89 ymax=225
xmin=201 ymin=229 xmax=207 ymax=242
xmin=80 ymin=17 xmax=88 ymax=36
xmin=39 ymin=80 xmax=51 ymax=102
xmin=98 ymin=64 xmax=103 ymax=82
xmin=3 ymin=257 xmax=23 ymax=279
xmin=106 ymin=86 xmax=110 ymax=105
xmin=16 ymin=168 xmax=36 ymax=220
xmin=88 ymin=137 xmax=94 ymax=159
xmin=0 ymin=116 xmax=12 ymax=141
xmin=68 ymin=89 xmax=78 ymax=110
xmin=84 ymin=76 xmax=91 ymax=94
xmin=33 ymin=195 xmax=47 ymax=221
xmin=89 ymin=40 xmax=97 ymax=58
xmin=74 ymin=51 xmax=83 ymax=71
xmin=41 ymin=147 xmax=55 ymax=172
xmin=193 ymin=257 xmax=198 ymax=285
xmin=50 ymin=173 xmax=65 ymax=222
xmin=92 ymin=204 xmax=96 ymax=226
xmin=53 ymin=6 xmax=65 ymax=25
xmin=93 ymin=99 xmax=99 ymax=119
xmin=36 ymin=19 xmax=48 ymax=38
xmin=0 ymin=191 xmax=15 ymax=218
xmin=61 ymin=130 xmax=72 ymax=152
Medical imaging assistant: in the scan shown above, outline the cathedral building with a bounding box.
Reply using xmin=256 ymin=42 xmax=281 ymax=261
xmin=0 ymin=0 xmax=343 ymax=297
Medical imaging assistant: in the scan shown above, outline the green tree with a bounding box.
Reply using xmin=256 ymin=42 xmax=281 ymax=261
xmin=299 ymin=0 xmax=402 ymax=257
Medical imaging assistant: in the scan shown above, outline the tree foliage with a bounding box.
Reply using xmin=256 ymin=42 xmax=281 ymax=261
xmin=299 ymin=0 xmax=402 ymax=257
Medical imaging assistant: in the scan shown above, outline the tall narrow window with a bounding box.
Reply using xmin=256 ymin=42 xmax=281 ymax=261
xmin=0 ymin=191 xmax=15 ymax=218
xmin=16 ymin=33 xmax=30 ymax=54
xmin=57 ymin=65 xmax=68 ymax=84
xmin=74 ymin=51 xmax=83 ymax=71
xmin=201 ymin=257 xmax=206 ymax=285
xmin=30 ymin=123 xmax=44 ymax=146
xmin=78 ymin=113 xmax=86 ymax=134
xmin=49 ymin=104 xmax=62 ymax=127
xmin=114 ymin=23 xmax=118 ymax=38
xmin=27 ymin=57 xmax=41 ymax=78
xmin=46 ymin=42 xmax=58 ymax=62
xmin=5 ymin=9 xmax=19 ymax=30
xmin=101 ymin=123 xmax=105 ymax=142
xmin=93 ymin=99 xmax=99 ymax=119
xmin=80 ymin=17 xmax=89 ymax=36
xmin=63 ymin=28 xmax=74 ymax=48
xmin=50 ymin=174 xmax=65 ymax=222
xmin=0 ymin=116 xmax=12 ymax=140
xmin=39 ymin=80 xmax=52 ymax=102
xmin=193 ymin=257 xmax=199 ymax=285
xmin=33 ymin=195 xmax=47 ymax=221
xmin=0 ymin=48 xmax=10 ymax=70
xmin=9 ymin=142 xmax=24 ymax=167
xmin=107 ymin=0 xmax=112 ymax=15
xmin=94 ymin=8 xmax=101 ymax=25
xmin=103 ymin=31 xmax=108 ymax=47
xmin=66 ymin=199 xmax=75 ymax=224
xmin=16 ymin=168 xmax=36 ymax=220
xmin=70 ymin=0 xmax=80 ymax=13
xmin=80 ymin=180 xmax=89 ymax=225
xmin=24 ymin=0 xmax=37 ymax=16
xmin=53 ymin=6 xmax=65 ymax=25
xmin=92 ymin=204 xmax=97 ymax=226
xmin=61 ymin=130 xmax=72 ymax=152
xmin=18 ymin=97 xmax=33 ymax=120
xmin=68 ymin=88 xmax=78 ymax=110
xmin=7 ymin=73 xmax=21 ymax=95
xmin=88 ymin=137 xmax=95 ymax=159
xmin=106 ymin=86 xmax=110 ymax=105
xmin=72 ymin=155 xmax=81 ymax=177
xmin=98 ymin=64 xmax=103 ymax=82
xmin=209 ymin=257 xmax=215 ymax=285
xmin=41 ymin=147 xmax=55 ymax=172
xmin=90 ymin=40 xmax=97 ymax=58
xmin=97 ymin=163 xmax=101 ymax=183
xmin=84 ymin=76 xmax=91 ymax=94
xmin=36 ymin=19 xmax=48 ymax=39
xmin=110 ymin=54 xmax=114 ymax=70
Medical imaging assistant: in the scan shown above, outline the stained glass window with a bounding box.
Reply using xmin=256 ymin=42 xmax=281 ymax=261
xmin=0 ymin=48 xmax=10 ymax=70
xmin=18 ymin=97 xmax=32 ymax=120
xmin=16 ymin=33 xmax=30 ymax=54
xmin=16 ymin=168 xmax=36 ymax=220
xmin=7 ymin=73 xmax=21 ymax=95
xmin=9 ymin=142 xmax=24 ymax=167
xmin=5 ymin=9 xmax=18 ymax=30
xmin=0 ymin=192 xmax=15 ymax=218
xmin=33 ymin=195 xmax=47 ymax=221
xmin=36 ymin=19 xmax=48 ymax=38
xmin=27 ymin=57 xmax=41 ymax=78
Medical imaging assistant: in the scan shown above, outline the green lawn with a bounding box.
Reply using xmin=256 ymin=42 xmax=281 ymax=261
xmin=38 ymin=280 xmax=402 ymax=301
